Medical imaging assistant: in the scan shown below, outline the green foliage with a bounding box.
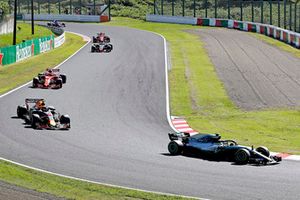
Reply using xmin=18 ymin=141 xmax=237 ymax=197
xmin=111 ymin=0 xmax=153 ymax=19
xmin=108 ymin=17 xmax=300 ymax=154
xmin=154 ymin=0 xmax=299 ymax=31
xmin=0 ymin=16 xmax=299 ymax=200
xmin=0 ymin=32 xmax=85 ymax=95
xmin=0 ymin=1 xmax=9 ymax=19
xmin=0 ymin=23 xmax=53 ymax=48
xmin=0 ymin=159 xmax=193 ymax=200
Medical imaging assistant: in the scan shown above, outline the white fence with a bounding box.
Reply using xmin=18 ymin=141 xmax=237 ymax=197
xmin=22 ymin=14 xmax=108 ymax=22
xmin=146 ymin=14 xmax=300 ymax=49
xmin=54 ymin=32 xmax=65 ymax=48
xmin=0 ymin=16 xmax=13 ymax=35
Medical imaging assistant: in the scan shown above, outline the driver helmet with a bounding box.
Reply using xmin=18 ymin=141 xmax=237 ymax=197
xmin=35 ymin=99 xmax=45 ymax=109
xmin=47 ymin=68 xmax=53 ymax=74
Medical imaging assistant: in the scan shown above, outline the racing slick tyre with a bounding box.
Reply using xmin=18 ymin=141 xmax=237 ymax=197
xmin=32 ymin=77 xmax=39 ymax=88
xmin=104 ymin=37 xmax=110 ymax=43
xmin=60 ymin=115 xmax=70 ymax=124
xmin=93 ymin=37 xmax=97 ymax=43
xmin=105 ymin=45 xmax=112 ymax=52
xmin=234 ymin=149 xmax=250 ymax=165
xmin=31 ymin=114 xmax=42 ymax=129
xmin=60 ymin=115 xmax=70 ymax=129
xmin=60 ymin=74 xmax=67 ymax=84
xmin=56 ymin=79 xmax=63 ymax=88
xmin=255 ymin=146 xmax=270 ymax=157
xmin=168 ymin=141 xmax=183 ymax=155
xmin=17 ymin=106 xmax=27 ymax=118
xmin=91 ymin=46 xmax=96 ymax=53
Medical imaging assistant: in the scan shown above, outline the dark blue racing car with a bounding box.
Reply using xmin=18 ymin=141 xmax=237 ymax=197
xmin=168 ymin=132 xmax=281 ymax=165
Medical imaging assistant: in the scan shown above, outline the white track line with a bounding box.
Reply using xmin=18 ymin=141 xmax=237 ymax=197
xmin=161 ymin=33 xmax=179 ymax=133
xmin=0 ymin=30 xmax=203 ymax=200
xmin=0 ymin=157 xmax=201 ymax=199
xmin=0 ymin=31 xmax=91 ymax=99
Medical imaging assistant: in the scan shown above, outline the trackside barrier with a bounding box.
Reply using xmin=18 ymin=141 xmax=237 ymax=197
xmin=0 ymin=32 xmax=66 ymax=66
xmin=146 ymin=14 xmax=197 ymax=24
xmin=54 ymin=32 xmax=65 ymax=48
xmin=22 ymin=14 xmax=109 ymax=22
xmin=0 ymin=16 xmax=14 ymax=35
xmin=146 ymin=14 xmax=300 ymax=49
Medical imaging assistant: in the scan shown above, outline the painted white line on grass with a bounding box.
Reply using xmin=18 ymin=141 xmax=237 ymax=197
xmin=161 ymin=33 xmax=179 ymax=133
xmin=0 ymin=157 xmax=202 ymax=200
xmin=0 ymin=30 xmax=206 ymax=200
xmin=137 ymin=30 xmax=178 ymax=133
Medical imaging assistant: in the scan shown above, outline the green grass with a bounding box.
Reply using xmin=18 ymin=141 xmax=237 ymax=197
xmin=107 ymin=17 xmax=300 ymax=155
xmin=0 ymin=17 xmax=299 ymax=200
xmin=0 ymin=160 xmax=192 ymax=200
xmin=0 ymin=32 xmax=85 ymax=95
xmin=0 ymin=22 xmax=53 ymax=47
xmin=0 ymin=21 xmax=194 ymax=200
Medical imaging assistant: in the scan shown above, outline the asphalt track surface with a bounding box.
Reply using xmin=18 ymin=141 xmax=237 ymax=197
xmin=189 ymin=28 xmax=300 ymax=110
xmin=0 ymin=24 xmax=300 ymax=200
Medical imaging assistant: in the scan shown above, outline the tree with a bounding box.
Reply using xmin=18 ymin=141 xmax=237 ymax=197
xmin=0 ymin=1 xmax=9 ymax=21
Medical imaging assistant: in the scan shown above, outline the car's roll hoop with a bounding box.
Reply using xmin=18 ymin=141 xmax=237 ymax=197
xmin=25 ymin=98 xmax=44 ymax=103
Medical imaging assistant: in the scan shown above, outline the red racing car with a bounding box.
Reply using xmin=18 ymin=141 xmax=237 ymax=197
xmin=92 ymin=32 xmax=110 ymax=43
xmin=32 ymin=68 xmax=67 ymax=89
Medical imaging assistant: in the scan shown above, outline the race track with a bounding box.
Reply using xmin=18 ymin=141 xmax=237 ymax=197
xmin=0 ymin=23 xmax=300 ymax=200
xmin=190 ymin=28 xmax=300 ymax=110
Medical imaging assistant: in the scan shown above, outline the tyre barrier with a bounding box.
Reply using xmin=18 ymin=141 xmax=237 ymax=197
xmin=146 ymin=14 xmax=300 ymax=49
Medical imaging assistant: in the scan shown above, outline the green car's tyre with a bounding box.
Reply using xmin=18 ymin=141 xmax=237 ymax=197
xmin=168 ymin=141 xmax=183 ymax=155
xmin=234 ymin=149 xmax=250 ymax=165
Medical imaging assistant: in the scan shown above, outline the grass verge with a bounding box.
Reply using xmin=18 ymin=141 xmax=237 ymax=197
xmin=0 ymin=25 xmax=193 ymax=200
xmin=0 ymin=32 xmax=85 ymax=95
xmin=107 ymin=17 xmax=300 ymax=155
xmin=0 ymin=22 xmax=53 ymax=47
xmin=0 ymin=17 xmax=299 ymax=200
xmin=0 ymin=160 xmax=191 ymax=200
